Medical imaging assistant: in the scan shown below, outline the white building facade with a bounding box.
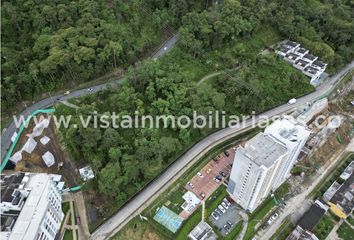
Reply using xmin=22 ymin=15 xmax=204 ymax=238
xmin=227 ymin=117 xmax=310 ymax=212
xmin=0 ymin=173 xmax=64 ymax=240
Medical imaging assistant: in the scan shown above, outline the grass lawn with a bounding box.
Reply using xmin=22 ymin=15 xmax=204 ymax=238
xmin=175 ymin=208 xmax=202 ymax=240
xmin=63 ymin=229 xmax=73 ymax=240
xmin=62 ymin=202 xmax=70 ymax=215
xmin=337 ymin=222 xmax=354 ymax=240
xmin=347 ymin=216 xmax=354 ymax=226
xmin=313 ymin=214 xmax=336 ymax=240
xmin=244 ymin=197 xmax=277 ymax=240
xmin=224 ymin=221 xmax=244 ymax=240
xmin=270 ymin=219 xmax=295 ymax=240
xmin=205 ymin=185 xmax=229 ymax=217
xmin=112 ymin=217 xmax=167 ymax=240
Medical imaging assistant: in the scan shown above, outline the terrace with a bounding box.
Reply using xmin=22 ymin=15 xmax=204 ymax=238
xmin=294 ymin=59 xmax=311 ymax=70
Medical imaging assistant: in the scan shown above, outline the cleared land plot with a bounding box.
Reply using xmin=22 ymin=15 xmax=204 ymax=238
xmin=10 ymin=114 xmax=79 ymax=187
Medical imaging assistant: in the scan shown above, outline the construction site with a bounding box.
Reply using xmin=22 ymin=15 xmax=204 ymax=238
xmin=5 ymin=114 xmax=80 ymax=188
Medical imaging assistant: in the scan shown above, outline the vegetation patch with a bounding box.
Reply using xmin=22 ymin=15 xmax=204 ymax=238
xmin=244 ymin=197 xmax=277 ymax=240
xmin=337 ymin=222 xmax=354 ymax=240
xmin=312 ymin=214 xmax=336 ymax=240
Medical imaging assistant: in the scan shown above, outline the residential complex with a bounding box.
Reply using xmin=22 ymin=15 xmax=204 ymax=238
xmin=227 ymin=117 xmax=310 ymax=212
xmin=0 ymin=172 xmax=64 ymax=240
xmin=276 ymin=41 xmax=327 ymax=83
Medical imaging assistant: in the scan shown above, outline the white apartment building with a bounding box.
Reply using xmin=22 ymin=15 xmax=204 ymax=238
xmin=264 ymin=117 xmax=311 ymax=188
xmin=0 ymin=173 xmax=64 ymax=240
xmin=227 ymin=117 xmax=310 ymax=212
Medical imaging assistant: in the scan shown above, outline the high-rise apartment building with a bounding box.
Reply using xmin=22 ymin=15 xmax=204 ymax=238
xmin=227 ymin=117 xmax=310 ymax=212
xmin=1 ymin=172 xmax=64 ymax=240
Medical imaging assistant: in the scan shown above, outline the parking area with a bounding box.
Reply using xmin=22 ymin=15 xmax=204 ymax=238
xmin=209 ymin=198 xmax=242 ymax=236
xmin=184 ymin=148 xmax=235 ymax=200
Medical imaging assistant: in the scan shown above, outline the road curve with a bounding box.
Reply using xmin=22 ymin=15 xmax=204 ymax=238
xmin=91 ymin=61 xmax=354 ymax=240
xmin=0 ymin=34 xmax=179 ymax=161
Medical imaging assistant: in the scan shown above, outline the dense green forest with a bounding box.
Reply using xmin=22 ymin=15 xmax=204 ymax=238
xmin=2 ymin=0 xmax=353 ymax=110
xmin=3 ymin=0 xmax=354 ymax=229
xmin=1 ymin=0 xmax=203 ymax=108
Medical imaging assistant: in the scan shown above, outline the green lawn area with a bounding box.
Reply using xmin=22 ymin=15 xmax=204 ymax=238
xmin=270 ymin=219 xmax=295 ymax=240
xmin=347 ymin=216 xmax=354 ymax=226
xmin=224 ymin=221 xmax=244 ymax=240
xmin=312 ymin=214 xmax=336 ymax=240
xmin=112 ymin=217 xmax=168 ymax=240
xmin=337 ymin=222 xmax=354 ymax=240
xmin=175 ymin=208 xmax=202 ymax=240
xmin=63 ymin=229 xmax=73 ymax=240
xmin=205 ymin=186 xmax=229 ymax=216
xmin=62 ymin=202 xmax=70 ymax=215
xmin=244 ymin=197 xmax=277 ymax=240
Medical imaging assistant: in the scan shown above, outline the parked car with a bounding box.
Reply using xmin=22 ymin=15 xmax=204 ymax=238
xmin=267 ymin=219 xmax=273 ymax=225
xmin=214 ymin=177 xmax=220 ymax=183
xmin=224 ymin=151 xmax=230 ymax=157
xmin=219 ymin=171 xmax=227 ymax=177
xmin=187 ymin=182 xmax=194 ymax=189
xmin=215 ymin=175 xmax=222 ymax=181
xmin=211 ymin=212 xmax=219 ymax=221
xmin=197 ymin=172 xmax=203 ymax=178
xmin=213 ymin=158 xmax=219 ymax=163
xmin=200 ymin=193 xmax=205 ymax=199
xmin=223 ymin=198 xmax=231 ymax=206
xmin=76 ymin=216 xmax=81 ymax=225
xmin=224 ymin=224 xmax=230 ymax=233
xmin=215 ymin=208 xmax=222 ymax=215
xmin=206 ymin=168 xmax=212 ymax=174
xmin=87 ymin=88 xmax=93 ymax=92
xmin=271 ymin=213 xmax=279 ymax=220
xmin=226 ymin=220 xmax=233 ymax=227
xmin=218 ymin=205 xmax=226 ymax=213
xmin=221 ymin=202 xmax=229 ymax=209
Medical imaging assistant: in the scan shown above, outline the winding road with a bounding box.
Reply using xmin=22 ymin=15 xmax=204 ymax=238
xmin=0 ymin=34 xmax=179 ymax=162
xmin=91 ymin=61 xmax=354 ymax=240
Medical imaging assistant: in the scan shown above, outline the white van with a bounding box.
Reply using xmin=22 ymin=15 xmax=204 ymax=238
xmin=288 ymin=98 xmax=297 ymax=105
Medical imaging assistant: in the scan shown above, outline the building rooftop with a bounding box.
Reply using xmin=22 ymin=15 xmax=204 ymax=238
xmin=188 ymin=221 xmax=217 ymax=240
xmin=295 ymin=48 xmax=308 ymax=55
xmin=0 ymin=173 xmax=25 ymax=203
xmin=304 ymin=66 xmax=319 ymax=75
xmin=312 ymin=60 xmax=326 ymax=69
xmin=264 ymin=117 xmax=311 ymax=148
xmin=284 ymin=41 xmax=299 ymax=48
xmin=298 ymin=202 xmax=326 ymax=231
xmin=295 ymin=59 xmax=310 ymax=67
xmin=286 ymin=225 xmax=319 ymax=240
xmin=340 ymin=161 xmax=354 ymax=181
xmin=278 ymin=45 xmax=292 ymax=54
xmin=286 ymin=52 xmax=300 ymax=60
xmin=242 ymin=133 xmax=288 ymax=168
xmin=329 ymin=172 xmax=354 ymax=216
xmin=303 ymin=54 xmax=317 ymax=61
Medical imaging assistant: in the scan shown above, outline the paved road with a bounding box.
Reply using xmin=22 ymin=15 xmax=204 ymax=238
xmin=0 ymin=34 xmax=179 ymax=161
xmin=91 ymin=62 xmax=354 ymax=240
